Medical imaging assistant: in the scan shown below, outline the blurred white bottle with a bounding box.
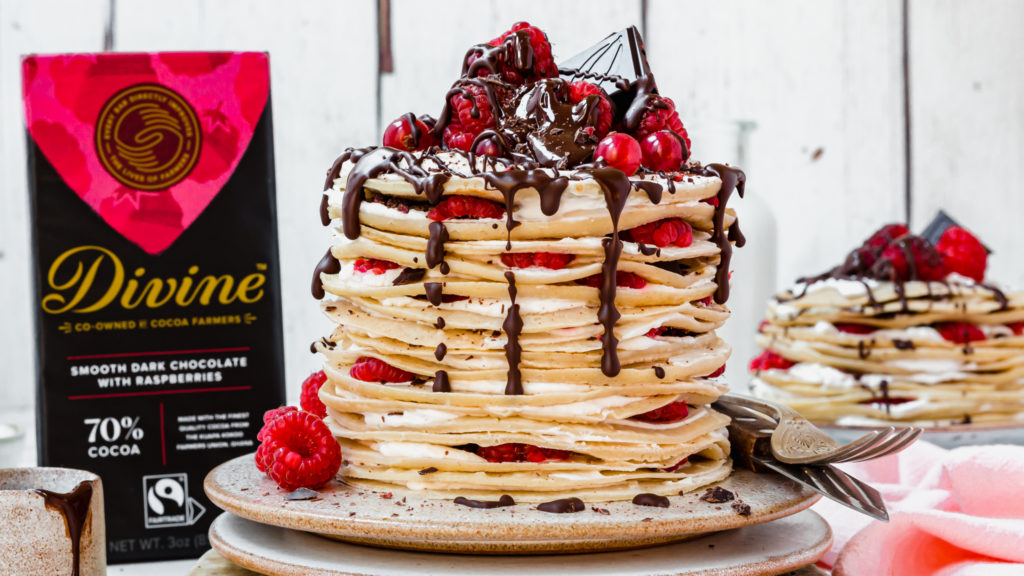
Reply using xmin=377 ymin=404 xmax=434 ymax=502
xmin=687 ymin=121 xmax=776 ymax=394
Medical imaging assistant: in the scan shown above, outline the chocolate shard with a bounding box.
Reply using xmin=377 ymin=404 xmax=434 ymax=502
xmin=558 ymin=26 xmax=657 ymax=118
xmin=921 ymin=210 xmax=991 ymax=253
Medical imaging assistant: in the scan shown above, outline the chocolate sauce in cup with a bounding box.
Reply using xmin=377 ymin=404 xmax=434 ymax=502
xmin=0 ymin=467 xmax=106 ymax=576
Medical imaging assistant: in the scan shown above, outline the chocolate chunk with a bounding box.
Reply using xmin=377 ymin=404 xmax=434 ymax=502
xmin=731 ymin=500 xmax=751 ymax=516
xmin=537 ymin=497 xmax=585 ymax=513
xmin=454 ymin=495 xmax=515 ymax=509
xmin=632 ymin=493 xmax=670 ymax=508
xmin=699 ymin=486 xmax=735 ymax=504
xmin=558 ymin=26 xmax=655 ymax=113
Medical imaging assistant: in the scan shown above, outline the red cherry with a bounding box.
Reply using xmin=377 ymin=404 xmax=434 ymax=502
xmin=594 ymin=132 xmax=641 ymax=176
xmin=473 ymin=136 xmax=501 ymax=157
xmin=382 ymin=115 xmax=436 ymax=151
xmin=640 ymin=130 xmax=684 ymax=172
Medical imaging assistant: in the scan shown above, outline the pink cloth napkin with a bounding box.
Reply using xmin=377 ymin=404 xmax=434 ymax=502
xmin=812 ymin=440 xmax=1024 ymax=575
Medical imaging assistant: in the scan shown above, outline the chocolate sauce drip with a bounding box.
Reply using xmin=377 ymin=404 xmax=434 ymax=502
xmin=340 ymin=147 xmax=451 ymax=239
xmin=630 ymin=179 xmax=663 ymax=205
xmin=537 ymin=497 xmax=585 ymax=513
xmin=621 ymin=75 xmax=663 ymax=134
xmin=857 ymin=339 xmax=874 ymax=360
xmin=482 ymin=169 xmax=569 ymax=248
xmin=463 ymin=29 xmax=536 ymax=80
xmin=425 ymin=283 xmax=444 ymax=306
xmin=434 ymin=343 xmax=447 ymax=361
xmin=578 ymin=167 xmax=632 ymax=377
xmin=433 ymin=370 xmax=450 ymax=392
xmin=893 ymin=339 xmax=915 ymax=350
xmin=32 ymin=480 xmax=93 ymax=576
xmin=311 ymin=248 xmax=341 ymax=299
xmin=393 ymin=268 xmax=426 ymax=285
xmin=319 ymin=194 xmax=331 ymax=226
xmin=503 ymin=271 xmax=524 ymax=395
xmin=980 ymin=282 xmax=1009 ymax=310
xmin=705 ymin=164 xmax=747 ymax=304
xmin=632 ymin=493 xmax=670 ymax=508
xmin=324 ymin=152 xmax=347 ymax=191
xmin=427 ymin=222 xmax=450 ymax=274
xmin=637 ymin=242 xmax=659 ymax=256
xmin=435 ymin=316 xmax=446 ymax=329
xmin=454 ymin=494 xmax=515 ymax=509
xmin=653 ymin=366 xmax=665 ymax=379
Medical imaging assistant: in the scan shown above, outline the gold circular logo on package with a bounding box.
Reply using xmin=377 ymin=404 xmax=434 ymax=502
xmin=95 ymin=83 xmax=202 ymax=191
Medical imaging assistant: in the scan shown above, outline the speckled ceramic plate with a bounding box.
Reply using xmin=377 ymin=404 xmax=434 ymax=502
xmin=204 ymin=455 xmax=820 ymax=554
xmin=820 ymin=422 xmax=1024 ymax=449
xmin=209 ymin=509 xmax=831 ymax=576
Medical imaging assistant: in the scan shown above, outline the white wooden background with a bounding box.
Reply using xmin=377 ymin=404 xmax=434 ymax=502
xmin=1 ymin=0 xmax=1022 ymax=411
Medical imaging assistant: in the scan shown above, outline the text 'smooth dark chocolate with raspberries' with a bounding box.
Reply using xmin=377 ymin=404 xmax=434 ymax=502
xmin=23 ymin=52 xmax=285 ymax=563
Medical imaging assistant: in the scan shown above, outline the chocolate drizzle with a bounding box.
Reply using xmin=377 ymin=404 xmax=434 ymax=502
xmin=433 ymin=370 xmax=450 ymax=392
xmin=632 ymin=493 xmax=670 ymax=508
xmin=454 ymin=494 xmax=515 ymax=509
xmin=705 ymin=164 xmax=747 ymax=304
xmin=32 ymin=480 xmax=93 ymax=576
xmin=653 ymin=366 xmax=666 ymax=379
xmin=503 ymin=271 xmax=524 ymax=395
xmin=393 ymin=268 xmax=426 ymax=285
xmin=340 ymin=147 xmax=452 ymax=239
xmin=312 ymin=248 xmax=341 ymax=299
xmin=537 ymin=497 xmax=585 ymax=513
xmin=482 ymin=169 xmax=569 ymax=248
xmin=427 ymin=222 xmax=450 ymax=274
xmin=578 ymin=167 xmax=633 ymax=377
xmin=425 ymin=282 xmax=444 ymax=306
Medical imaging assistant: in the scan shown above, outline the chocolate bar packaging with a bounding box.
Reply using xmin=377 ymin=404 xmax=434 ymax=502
xmin=23 ymin=52 xmax=285 ymax=563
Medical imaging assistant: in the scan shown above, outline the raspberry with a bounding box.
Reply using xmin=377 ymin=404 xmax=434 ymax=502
xmin=300 ymin=371 xmax=328 ymax=418
xmin=259 ymin=406 xmax=298 ymax=441
xmin=427 ymin=195 xmax=505 ymax=221
xmin=749 ymin=350 xmax=795 ymax=372
xmin=577 ymin=271 xmax=648 ymax=289
xmin=568 ymin=81 xmax=613 ymax=138
xmin=467 ymin=22 xmax=557 ymax=85
xmin=258 ymin=410 xmax=342 ymax=491
xmin=1009 ymin=322 xmax=1024 ymax=336
xmin=646 ymin=326 xmax=666 ymax=338
xmin=626 ymin=218 xmax=693 ymax=248
xmin=349 ymin=357 xmax=414 ymax=383
xmin=936 ymin=226 xmax=988 ymax=282
xmin=476 ymin=443 xmax=570 ymax=463
xmin=631 ymin=401 xmax=689 ymax=423
xmin=442 ymin=84 xmax=496 ymax=151
xmin=758 ymin=321 xmax=769 ymax=333
xmin=634 ymin=96 xmax=691 ymax=151
xmin=935 ymin=322 xmax=986 ymax=344
xmin=864 ymin=223 xmax=909 ymax=251
xmin=873 ymin=236 xmax=948 ymax=282
xmin=662 ymin=457 xmax=689 ymax=473
xmin=353 ymin=258 xmax=401 ymax=274
xmin=835 ymin=323 xmax=877 ymax=335
xmin=500 ymin=252 xmax=574 ymax=270
xmin=702 ymin=196 xmax=719 ymax=207
xmin=705 ymin=365 xmax=725 ymax=378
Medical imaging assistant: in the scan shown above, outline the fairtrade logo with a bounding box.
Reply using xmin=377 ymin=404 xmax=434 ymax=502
xmin=142 ymin=473 xmax=206 ymax=529
xmin=95 ymin=83 xmax=201 ymax=191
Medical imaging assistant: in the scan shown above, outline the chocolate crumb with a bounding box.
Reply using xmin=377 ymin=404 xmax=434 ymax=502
xmin=632 ymin=493 xmax=670 ymax=508
xmin=641 ymin=517 xmax=652 ymax=522
xmin=418 ymin=467 xmax=439 ymax=475
xmin=700 ymin=486 xmax=735 ymax=503
xmin=731 ymin=500 xmax=751 ymax=516
xmin=591 ymin=507 xmax=610 ymax=515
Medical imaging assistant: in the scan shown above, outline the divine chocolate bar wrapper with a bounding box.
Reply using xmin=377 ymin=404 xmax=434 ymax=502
xmin=23 ymin=52 xmax=285 ymax=563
